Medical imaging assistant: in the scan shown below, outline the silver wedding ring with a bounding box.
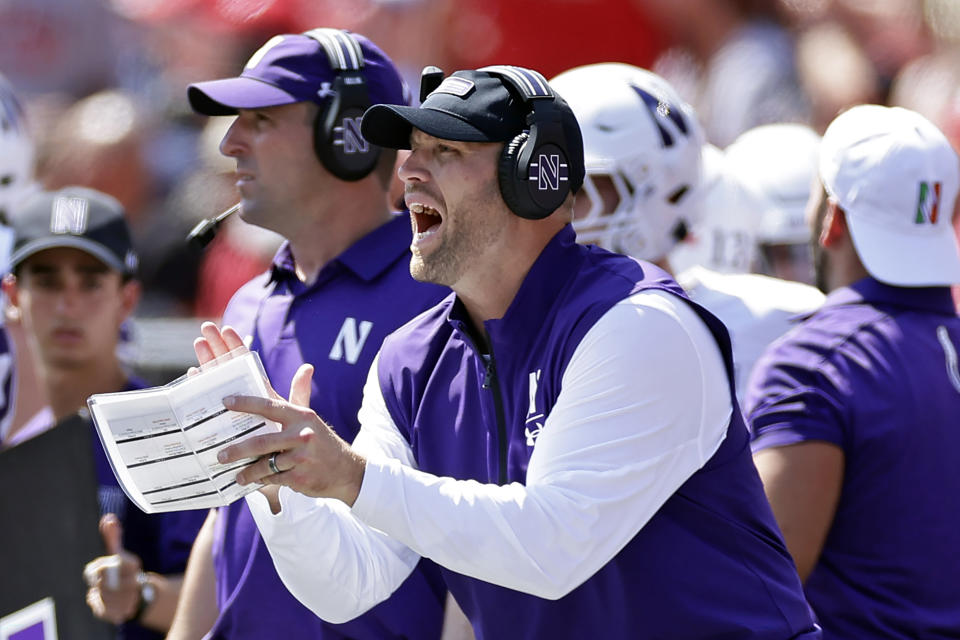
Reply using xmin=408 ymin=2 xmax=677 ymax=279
xmin=268 ymin=452 xmax=281 ymax=475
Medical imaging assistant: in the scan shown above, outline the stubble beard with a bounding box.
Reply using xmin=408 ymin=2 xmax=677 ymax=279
xmin=410 ymin=181 xmax=504 ymax=286
xmin=410 ymin=224 xmax=480 ymax=287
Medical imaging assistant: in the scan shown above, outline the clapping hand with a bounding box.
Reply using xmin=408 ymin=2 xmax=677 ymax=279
xmin=194 ymin=323 xmax=367 ymax=508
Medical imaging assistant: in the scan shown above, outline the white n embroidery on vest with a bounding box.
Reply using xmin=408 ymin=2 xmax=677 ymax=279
xmin=329 ymin=318 xmax=373 ymax=365
xmin=525 ymin=369 xmax=544 ymax=446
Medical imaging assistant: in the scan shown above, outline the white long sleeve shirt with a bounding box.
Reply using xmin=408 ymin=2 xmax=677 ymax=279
xmin=246 ymin=289 xmax=732 ymax=622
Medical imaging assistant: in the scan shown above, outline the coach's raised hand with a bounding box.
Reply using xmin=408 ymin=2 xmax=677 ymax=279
xmin=211 ymin=340 xmax=367 ymax=511
xmin=194 ymin=321 xmax=248 ymax=367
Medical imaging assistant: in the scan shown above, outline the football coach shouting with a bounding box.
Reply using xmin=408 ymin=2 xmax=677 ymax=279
xmin=205 ymin=65 xmax=821 ymax=639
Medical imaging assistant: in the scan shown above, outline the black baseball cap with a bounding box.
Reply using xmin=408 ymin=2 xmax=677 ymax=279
xmin=361 ymin=68 xmax=585 ymax=192
xmin=9 ymin=186 xmax=138 ymax=276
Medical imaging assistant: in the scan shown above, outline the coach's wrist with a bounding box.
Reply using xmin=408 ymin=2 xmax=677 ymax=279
xmin=338 ymin=449 xmax=367 ymax=507
xmin=132 ymin=571 xmax=156 ymax=622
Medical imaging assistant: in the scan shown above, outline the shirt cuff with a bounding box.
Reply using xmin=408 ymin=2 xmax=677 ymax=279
xmin=244 ymin=486 xmax=306 ymax=537
xmin=244 ymin=488 xmax=278 ymax=536
xmin=749 ymin=419 xmax=845 ymax=453
xmin=350 ymin=457 xmax=394 ymax=529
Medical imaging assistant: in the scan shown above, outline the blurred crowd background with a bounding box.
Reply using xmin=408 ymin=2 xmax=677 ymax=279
xmin=2 ymin=0 xmax=959 ymax=377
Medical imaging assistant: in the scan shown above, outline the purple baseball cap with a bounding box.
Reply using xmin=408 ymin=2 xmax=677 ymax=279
xmin=187 ymin=30 xmax=410 ymax=115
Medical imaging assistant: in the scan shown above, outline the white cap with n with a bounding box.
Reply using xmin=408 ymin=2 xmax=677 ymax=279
xmin=820 ymin=104 xmax=960 ymax=286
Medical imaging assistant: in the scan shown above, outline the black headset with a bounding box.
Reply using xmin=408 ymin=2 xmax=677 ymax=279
xmin=481 ymin=65 xmax=572 ymax=220
xmin=302 ymin=28 xmax=379 ymax=181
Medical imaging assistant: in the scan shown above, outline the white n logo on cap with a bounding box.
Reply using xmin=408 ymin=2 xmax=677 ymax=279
xmin=50 ymin=196 xmax=89 ymax=235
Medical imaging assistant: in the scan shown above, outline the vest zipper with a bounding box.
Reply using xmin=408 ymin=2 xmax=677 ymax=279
xmin=481 ymin=350 xmax=509 ymax=485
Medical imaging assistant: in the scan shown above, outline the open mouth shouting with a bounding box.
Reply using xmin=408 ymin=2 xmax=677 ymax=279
xmin=409 ymin=202 xmax=443 ymax=250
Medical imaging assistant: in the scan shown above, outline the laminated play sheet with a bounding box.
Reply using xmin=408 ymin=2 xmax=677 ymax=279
xmin=88 ymin=351 xmax=278 ymax=513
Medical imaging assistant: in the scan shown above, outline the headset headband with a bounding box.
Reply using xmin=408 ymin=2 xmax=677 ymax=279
xmin=479 ymin=65 xmax=554 ymax=101
xmin=302 ymin=28 xmax=365 ymax=71
xmin=300 ymin=29 xmax=379 ymax=181
xmin=480 ymin=65 xmax=572 ymax=219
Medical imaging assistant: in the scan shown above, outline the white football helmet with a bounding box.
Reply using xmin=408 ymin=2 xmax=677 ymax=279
xmin=0 ymin=74 xmax=35 ymax=221
xmin=724 ymin=123 xmax=820 ymax=246
xmin=723 ymin=123 xmax=820 ymax=283
xmin=668 ymin=143 xmax=762 ymax=275
xmin=550 ymin=63 xmax=706 ymax=261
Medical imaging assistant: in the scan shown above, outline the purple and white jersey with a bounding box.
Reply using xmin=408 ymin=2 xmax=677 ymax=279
xmin=210 ymin=215 xmax=448 ymax=639
xmin=746 ymin=277 xmax=960 ymax=638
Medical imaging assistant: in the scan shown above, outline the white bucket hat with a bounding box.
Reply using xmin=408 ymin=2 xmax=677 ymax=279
xmin=820 ymin=104 xmax=960 ymax=286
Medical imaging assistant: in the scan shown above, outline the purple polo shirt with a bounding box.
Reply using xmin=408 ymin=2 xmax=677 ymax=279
xmin=94 ymin=378 xmax=208 ymax=640
xmin=211 ymin=215 xmax=448 ymax=639
xmin=746 ymin=277 xmax=960 ymax=638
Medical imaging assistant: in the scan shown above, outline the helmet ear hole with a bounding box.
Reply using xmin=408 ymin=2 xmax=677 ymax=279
xmin=671 ymin=220 xmax=689 ymax=242
xmin=667 ymin=185 xmax=690 ymax=205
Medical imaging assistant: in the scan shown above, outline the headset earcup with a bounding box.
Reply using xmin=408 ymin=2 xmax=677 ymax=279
xmin=498 ymin=132 xmax=569 ymax=220
xmin=314 ymin=78 xmax=380 ymax=181
xmin=499 ymin=133 xmax=537 ymax=219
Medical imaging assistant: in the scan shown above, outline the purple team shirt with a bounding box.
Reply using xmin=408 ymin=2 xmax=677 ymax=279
xmin=212 ymin=215 xmax=448 ymax=639
xmin=746 ymin=277 xmax=960 ymax=638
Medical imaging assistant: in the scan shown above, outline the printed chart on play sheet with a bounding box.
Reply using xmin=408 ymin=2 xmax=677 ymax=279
xmin=88 ymin=351 xmax=280 ymax=514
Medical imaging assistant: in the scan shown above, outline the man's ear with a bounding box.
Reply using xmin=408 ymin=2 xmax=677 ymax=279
xmin=118 ymin=279 xmax=141 ymax=323
xmin=820 ymin=200 xmax=849 ymax=249
xmin=2 ymin=273 xmax=21 ymax=321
